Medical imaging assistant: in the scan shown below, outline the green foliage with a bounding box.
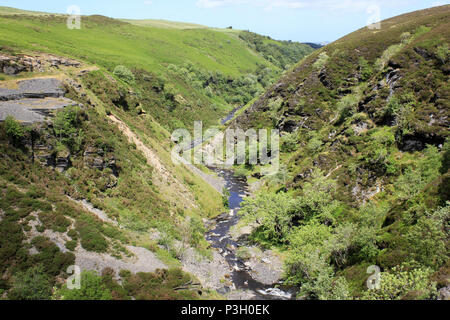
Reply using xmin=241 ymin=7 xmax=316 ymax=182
xmin=31 ymin=236 xmax=75 ymax=276
xmin=168 ymin=61 xmax=272 ymax=107
xmin=233 ymin=167 xmax=248 ymax=179
xmin=336 ymin=93 xmax=360 ymax=123
xmin=281 ymin=133 xmax=298 ymax=153
xmin=240 ymin=192 xmax=297 ymax=243
xmin=313 ymin=52 xmax=329 ymax=69
xmin=53 ymin=106 xmax=84 ymax=153
xmin=238 ymin=31 xmax=314 ymax=70
xmin=358 ymin=57 xmax=373 ymax=81
xmin=113 ymin=65 xmax=135 ymax=84
xmin=236 ymin=247 xmax=252 ymax=260
xmin=406 ymin=203 xmax=449 ymax=268
xmin=241 ymin=170 xmax=342 ymax=244
xmin=65 ymin=240 xmax=77 ymax=251
xmin=375 ymin=44 xmax=402 ymax=71
xmin=362 ymin=264 xmax=437 ymax=300
xmin=38 ymin=211 xmax=71 ymax=233
xmin=294 ymin=169 xmax=341 ymax=224
xmin=4 ymin=115 xmax=26 ymax=144
xmin=284 ymin=221 xmax=351 ymax=299
xmin=76 ymin=219 xmax=109 ymax=253
xmin=9 ymin=265 xmax=52 ymax=300
xmin=306 ymin=132 xmax=323 ymax=153
xmin=436 ymin=43 xmax=449 ymax=64
xmin=400 ymin=32 xmax=412 ymax=44
xmin=121 ymin=268 xmax=200 ymax=300
xmin=58 ymin=271 xmax=113 ymax=300
xmin=394 ymin=145 xmax=442 ymax=201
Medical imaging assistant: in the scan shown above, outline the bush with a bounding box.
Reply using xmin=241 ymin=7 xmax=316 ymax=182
xmin=53 ymin=106 xmax=84 ymax=153
xmin=362 ymin=264 xmax=437 ymax=300
xmin=240 ymin=192 xmax=297 ymax=243
xmin=281 ymin=133 xmax=298 ymax=153
xmin=4 ymin=115 xmax=26 ymax=144
xmin=76 ymin=220 xmax=108 ymax=253
xmin=9 ymin=265 xmax=52 ymax=300
xmin=406 ymin=203 xmax=449 ymax=268
xmin=113 ymin=65 xmax=135 ymax=84
xmin=336 ymin=93 xmax=360 ymax=123
xmin=436 ymin=43 xmax=449 ymax=64
xmin=358 ymin=57 xmax=373 ymax=81
xmin=38 ymin=211 xmax=71 ymax=233
xmin=58 ymin=270 xmax=113 ymax=300
xmin=284 ymin=221 xmax=350 ymax=299
xmin=65 ymin=240 xmax=77 ymax=251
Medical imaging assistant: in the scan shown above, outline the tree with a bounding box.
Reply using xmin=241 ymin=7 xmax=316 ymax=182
xmin=406 ymin=203 xmax=449 ymax=268
xmin=284 ymin=221 xmax=350 ymax=299
xmin=53 ymin=106 xmax=84 ymax=153
xmin=4 ymin=115 xmax=26 ymax=144
xmin=294 ymin=169 xmax=341 ymax=224
xmin=239 ymin=192 xmax=297 ymax=243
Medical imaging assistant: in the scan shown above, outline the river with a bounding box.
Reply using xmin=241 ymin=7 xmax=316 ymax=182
xmin=205 ymin=167 xmax=295 ymax=300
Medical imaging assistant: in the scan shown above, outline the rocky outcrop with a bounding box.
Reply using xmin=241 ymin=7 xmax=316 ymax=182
xmin=55 ymin=150 xmax=71 ymax=173
xmin=0 ymin=78 xmax=65 ymax=101
xmin=0 ymin=53 xmax=81 ymax=76
xmin=83 ymin=146 xmax=118 ymax=176
xmin=0 ymin=77 xmax=79 ymax=123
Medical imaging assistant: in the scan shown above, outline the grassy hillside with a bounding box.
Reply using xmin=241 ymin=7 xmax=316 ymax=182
xmin=0 ymin=13 xmax=313 ymax=130
xmin=121 ymin=19 xmax=209 ymax=30
xmin=232 ymin=5 xmax=450 ymax=300
xmin=0 ymin=6 xmax=56 ymax=16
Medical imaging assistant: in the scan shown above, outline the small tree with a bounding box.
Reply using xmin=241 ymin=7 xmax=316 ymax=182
xmin=4 ymin=115 xmax=26 ymax=144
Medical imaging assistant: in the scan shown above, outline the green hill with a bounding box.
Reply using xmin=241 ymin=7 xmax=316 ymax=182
xmin=121 ymin=19 xmax=209 ymax=30
xmin=0 ymin=12 xmax=313 ymax=130
xmin=0 ymin=6 xmax=57 ymax=16
xmin=232 ymin=5 xmax=450 ymax=299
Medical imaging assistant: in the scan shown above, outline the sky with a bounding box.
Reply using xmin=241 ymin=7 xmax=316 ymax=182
xmin=1 ymin=0 xmax=449 ymax=42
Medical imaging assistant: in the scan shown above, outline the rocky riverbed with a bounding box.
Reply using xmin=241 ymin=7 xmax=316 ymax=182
xmin=204 ymin=167 xmax=295 ymax=300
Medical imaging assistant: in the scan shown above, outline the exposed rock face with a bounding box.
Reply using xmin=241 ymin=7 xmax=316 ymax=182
xmin=0 ymin=53 xmax=81 ymax=75
xmin=318 ymin=68 xmax=333 ymax=89
xmin=277 ymin=118 xmax=299 ymax=133
xmin=0 ymin=78 xmax=79 ymax=124
xmin=55 ymin=151 xmax=71 ymax=173
xmin=400 ymin=133 xmax=446 ymax=152
xmin=438 ymin=285 xmax=450 ymax=300
xmin=0 ymin=78 xmax=65 ymax=101
xmin=83 ymin=146 xmax=118 ymax=176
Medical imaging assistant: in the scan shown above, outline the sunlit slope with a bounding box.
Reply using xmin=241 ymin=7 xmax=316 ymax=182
xmin=0 ymin=14 xmax=272 ymax=77
xmin=121 ymin=19 xmax=209 ymax=30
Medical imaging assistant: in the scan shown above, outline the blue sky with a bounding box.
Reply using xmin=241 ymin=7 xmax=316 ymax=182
xmin=1 ymin=0 xmax=448 ymax=42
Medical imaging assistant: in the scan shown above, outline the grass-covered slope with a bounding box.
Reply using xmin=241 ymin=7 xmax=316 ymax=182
xmin=233 ymin=5 xmax=449 ymax=300
xmin=121 ymin=19 xmax=209 ymax=30
xmin=0 ymin=10 xmax=313 ymax=130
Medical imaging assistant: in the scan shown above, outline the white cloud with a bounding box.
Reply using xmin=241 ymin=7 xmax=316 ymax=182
xmin=144 ymin=0 xmax=153 ymax=5
xmin=196 ymin=0 xmax=422 ymax=12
